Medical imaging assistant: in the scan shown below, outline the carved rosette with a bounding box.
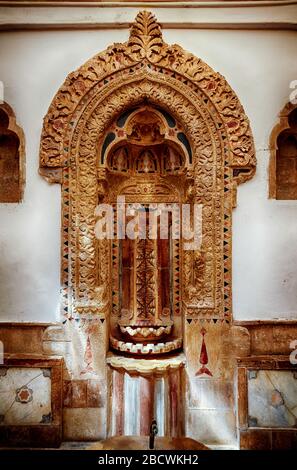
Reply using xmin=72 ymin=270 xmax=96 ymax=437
xmin=39 ymin=11 xmax=256 ymax=333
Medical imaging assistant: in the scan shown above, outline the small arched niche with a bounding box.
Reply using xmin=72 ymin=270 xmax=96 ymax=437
xmin=0 ymin=103 xmax=25 ymax=203
xmin=270 ymin=104 xmax=297 ymax=200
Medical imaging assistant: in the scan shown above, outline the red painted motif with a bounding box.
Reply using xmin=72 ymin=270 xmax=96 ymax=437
xmin=196 ymin=327 xmax=213 ymax=377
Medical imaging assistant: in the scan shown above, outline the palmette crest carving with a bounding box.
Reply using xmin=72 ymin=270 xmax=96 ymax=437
xmin=39 ymin=11 xmax=256 ymax=343
xmin=128 ymin=10 xmax=163 ymax=58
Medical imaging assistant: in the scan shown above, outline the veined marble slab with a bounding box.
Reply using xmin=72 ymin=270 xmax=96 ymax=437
xmin=248 ymin=370 xmax=297 ymax=428
xmin=124 ymin=373 xmax=140 ymax=436
xmin=0 ymin=367 xmax=52 ymax=425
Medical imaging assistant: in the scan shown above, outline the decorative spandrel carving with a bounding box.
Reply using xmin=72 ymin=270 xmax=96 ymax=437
xmin=39 ymin=11 xmax=256 ymax=351
xmin=0 ymin=103 xmax=25 ymax=203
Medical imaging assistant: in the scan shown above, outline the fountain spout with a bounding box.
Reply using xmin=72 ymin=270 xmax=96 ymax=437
xmin=149 ymin=419 xmax=158 ymax=450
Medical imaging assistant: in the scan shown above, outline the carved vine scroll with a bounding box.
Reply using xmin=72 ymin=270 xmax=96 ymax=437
xmin=39 ymin=11 xmax=256 ymax=327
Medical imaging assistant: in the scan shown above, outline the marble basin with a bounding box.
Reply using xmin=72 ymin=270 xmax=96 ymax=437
xmin=90 ymin=436 xmax=210 ymax=450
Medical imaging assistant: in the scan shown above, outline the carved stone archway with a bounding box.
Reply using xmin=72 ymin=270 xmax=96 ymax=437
xmin=39 ymin=11 xmax=255 ymax=352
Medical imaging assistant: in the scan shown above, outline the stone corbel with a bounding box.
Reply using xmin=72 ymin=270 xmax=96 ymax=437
xmin=42 ymin=324 xmax=71 ymax=356
xmin=230 ymin=325 xmax=251 ymax=358
xmin=232 ymin=167 xmax=256 ymax=208
xmin=39 ymin=167 xmax=63 ymax=185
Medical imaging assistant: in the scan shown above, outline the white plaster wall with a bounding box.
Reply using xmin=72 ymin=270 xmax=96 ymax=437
xmin=0 ymin=29 xmax=127 ymax=322
xmin=0 ymin=24 xmax=296 ymax=322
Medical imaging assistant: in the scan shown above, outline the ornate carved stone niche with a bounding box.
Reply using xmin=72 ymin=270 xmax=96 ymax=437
xmin=0 ymin=103 xmax=25 ymax=203
xmin=39 ymin=12 xmax=256 ymax=357
xmin=102 ymin=105 xmax=191 ymax=354
xmin=269 ymin=103 xmax=297 ymax=199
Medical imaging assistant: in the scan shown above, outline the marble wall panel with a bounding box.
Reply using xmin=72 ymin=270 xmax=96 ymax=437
xmin=0 ymin=367 xmax=51 ymax=425
xmin=248 ymin=370 xmax=297 ymax=428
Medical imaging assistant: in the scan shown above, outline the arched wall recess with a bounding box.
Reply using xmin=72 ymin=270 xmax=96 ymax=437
xmin=269 ymin=102 xmax=297 ymax=199
xmin=39 ymin=11 xmax=256 ymax=349
xmin=0 ymin=102 xmax=25 ymax=203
